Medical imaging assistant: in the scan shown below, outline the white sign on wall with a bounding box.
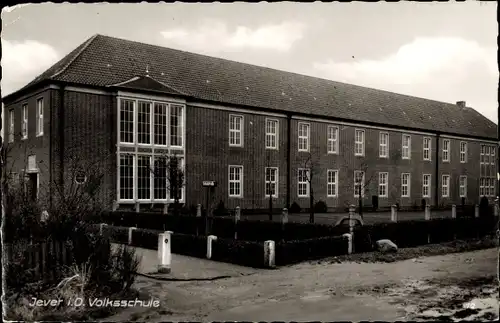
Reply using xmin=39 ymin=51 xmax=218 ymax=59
xmin=28 ymin=155 xmax=37 ymax=171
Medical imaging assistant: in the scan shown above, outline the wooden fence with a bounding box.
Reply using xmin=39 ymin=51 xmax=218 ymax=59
xmin=4 ymin=240 xmax=75 ymax=282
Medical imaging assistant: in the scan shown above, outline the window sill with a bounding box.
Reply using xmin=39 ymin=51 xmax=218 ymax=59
xmin=327 ymin=151 xmax=338 ymax=155
xmin=36 ymin=133 xmax=44 ymax=137
xmin=326 ymin=195 xmax=338 ymax=198
xmin=229 ymin=196 xmax=243 ymax=199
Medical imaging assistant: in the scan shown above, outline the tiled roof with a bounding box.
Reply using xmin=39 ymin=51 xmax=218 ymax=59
xmin=6 ymin=34 xmax=497 ymax=139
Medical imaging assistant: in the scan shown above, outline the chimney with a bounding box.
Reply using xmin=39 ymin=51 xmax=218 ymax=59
xmin=456 ymin=101 xmax=466 ymax=108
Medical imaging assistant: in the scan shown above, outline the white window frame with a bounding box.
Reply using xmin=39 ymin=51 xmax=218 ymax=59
xmin=459 ymin=141 xmax=467 ymax=163
xmin=379 ymin=132 xmax=389 ymax=158
xmin=354 ymin=129 xmax=365 ymax=156
xmin=228 ymin=165 xmax=243 ymax=198
xmin=229 ymin=114 xmax=244 ymax=147
xmin=21 ymin=104 xmax=28 ymax=140
xmin=298 ymin=122 xmax=310 ymax=152
xmin=265 ymin=167 xmax=279 ymax=198
xmin=480 ymin=145 xmax=485 ymax=165
xmin=423 ymin=174 xmax=431 ymax=198
xmin=378 ymin=172 xmax=388 ymax=198
xmin=36 ymin=98 xmax=44 ymax=136
xmin=401 ymin=173 xmax=411 ymax=197
xmin=480 ymin=177 xmax=485 ymax=196
xmin=442 ymin=174 xmax=450 ymax=198
xmin=442 ymin=139 xmax=450 ymax=162
xmin=136 ymin=154 xmax=152 ymax=201
xmin=327 ymin=169 xmax=338 ymax=197
xmin=265 ymin=118 xmax=279 ymax=150
xmin=297 ymin=168 xmax=310 ymax=197
xmin=153 ymin=102 xmax=169 ymax=147
xmin=118 ymin=153 xmax=135 ymax=202
xmin=490 ymin=146 xmax=495 ymax=166
xmin=119 ymin=99 xmax=136 ymax=144
xmin=8 ymin=109 xmax=14 ymax=143
xmin=459 ymin=175 xmax=467 ymax=198
xmin=354 ymin=170 xmax=365 ymax=198
xmin=402 ymin=134 xmax=411 ymax=159
xmin=423 ymin=137 xmax=431 ymax=161
xmin=137 ymin=101 xmax=152 ymax=145
xmin=169 ymin=104 xmax=184 ymax=148
xmin=327 ymin=126 xmax=339 ymax=154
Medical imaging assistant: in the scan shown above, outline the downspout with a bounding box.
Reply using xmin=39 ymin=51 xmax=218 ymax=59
xmin=286 ymin=113 xmax=292 ymax=209
xmin=58 ymin=86 xmax=66 ymax=187
xmin=434 ymin=132 xmax=440 ymax=207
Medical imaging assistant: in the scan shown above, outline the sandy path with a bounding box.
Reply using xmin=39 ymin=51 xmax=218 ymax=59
xmin=107 ymin=248 xmax=498 ymax=322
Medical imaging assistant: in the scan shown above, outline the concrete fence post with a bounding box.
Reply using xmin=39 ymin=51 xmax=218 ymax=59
xmin=425 ymin=205 xmax=431 ymax=220
xmin=196 ymin=204 xmax=202 ymax=217
xmin=234 ymin=206 xmax=241 ymax=239
xmin=495 ymin=203 xmax=499 ymax=217
xmin=281 ymin=208 xmax=289 ymax=224
xmin=206 ymin=235 xmax=217 ymax=259
xmin=342 ymin=233 xmax=353 ymax=255
xmin=135 ymin=202 xmax=140 ymax=213
xmin=99 ymin=223 xmax=107 ymax=236
xmin=452 ymin=204 xmax=457 ymax=219
xmin=348 ymin=205 xmax=356 ymax=253
xmin=475 ymin=204 xmax=479 ymax=218
xmin=128 ymin=227 xmax=136 ymax=245
xmin=264 ymin=240 xmax=275 ymax=268
xmin=390 ymin=205 xmax=397 ymax=222
xmin=163 ymin=203 xmax=169 ymax=215
xmin=158 ymin=231 xmax=172 ymax=274
xmin=112 ymin=201 xmax=119 ymax=211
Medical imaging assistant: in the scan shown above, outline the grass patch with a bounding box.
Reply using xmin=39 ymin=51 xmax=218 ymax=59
xmin=314 ymin=234 xmax=498 ymax=264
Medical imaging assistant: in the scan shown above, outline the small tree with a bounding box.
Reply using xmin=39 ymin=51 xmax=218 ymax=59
xmin=300 ymin=152 xmax=320 ymax=223
xmin=150 ymin=153 xmax=185 ymax=217
xmin=265 ymin=152 xmax=277 ymax=221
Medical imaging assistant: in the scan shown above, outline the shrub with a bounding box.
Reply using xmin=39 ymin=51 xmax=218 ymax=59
xmin=171 ymin=233 xmax=207 ymax=258
xmin=211 ymin=238 xmax=265 ymax=268
xmin=314 ymin=200 xmax=328 ymax=213
xmin=102 ymin=225 xmax=130 ymax=244
xmin=213 ymin=200 xmax=229 ymax=217
xmin=289 ymin=201 xmax=301 ymax=213
xmin=276 ymin=236 xmax=348 ymax=266
xmin=131 ymin=228 xmax=162 ymax=250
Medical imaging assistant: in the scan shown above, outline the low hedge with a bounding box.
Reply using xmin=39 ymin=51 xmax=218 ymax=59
xmin=211 ymin=238 xmax=265 ymax=268
xmin=170 ymin=233 xmax=207 ymax=258
xmin=130 ymin=228 xmax=162 ymax=250
xmin=352 ymin=215 xmax=499 ymax=251
xmin=276 ymin=236 xmax=349 ymax=266
xmin=102 ymin=225 xmax=130 ymax=244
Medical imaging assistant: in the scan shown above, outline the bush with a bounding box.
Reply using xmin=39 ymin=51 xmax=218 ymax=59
xmin=102 ymin=225 xmax=130 ymax=244
xmin=213 ymin=200 xmax=229 ymax=217
xmin=171 ymin=233 xmax=207 ymax=258
xmin=276 ymin=236 xmax=348 ymax=266
xmin=211 ymin=238 xmax=265 ymax=268
xmin=289 ymin=201 xmax=301 ymax=213
xmin=131 ymin=228 xmax=162 ymax=250
xmin=314 ymin=200 xmax=328 ymax=213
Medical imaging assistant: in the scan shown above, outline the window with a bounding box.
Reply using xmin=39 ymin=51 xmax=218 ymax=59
xmin=154 ymin=103 xmax=168 ymax=145
xmin=423 ymin=174 xmax=431 ymax=198
xmin=480 ymin=145 xmax=485 ymax=164
xmin=327 ymin=170 xmax=338 ymax=197
xmin=480 ymin=178 xmax=485 ymax=196
xmin=355 ymin=129 xmax=365 ymax=156
xmin=423 ymin=137 xmax=431 ymax=161
xmin=170 ymin=104 xmax=183 ymax=147
xmin=120 ymin=99 xmax=135 ymax=143
xmin=379 ymin=132 xmax=389 ymax=158
xmin=354 ymin=170 xmax=365 ymax=198
xmin=442 ymin=174 xmax=450 ymax=197
xmin=119 ymin=154 xmax=134 ymax=200
xmin=459 ymin=176 xmax=467 ymax=198
xmin=265 ymin=167 xmax=278 ymax=197
xmin=21 ymin=104 xmax=28 ymax=139
xmin=402 ymin=134 xmax=411 ymax=159
xmin=153 ymin=156 xmax=168 ymax=200
xmin=460 ymin=142 xmax=467 ymax=163
xmin=137 ymin=155 xmax=151 ymax=199
xmin=298 ymin=168 xmax=310 ymax=197
xmin=8 ymin=109 xmax=14 ymax=143
xmin=229 ymin=115 xmax=243 ymax=147
xmin=266 ymin=119 xmax=279 ymax=149
xmin=168 ymin=157 xmax=184 ymax=201
xmin=229 ymin=166 xmax=243 ymax=197
xmin=442 ymin=139 xmax=450 ymax=162
xmin=378 ymin=172 xmax=388 ymax=197
xmin=36 ymin=98 xmax=44 ymax=136
xmin=484 ymin=177 xmax=495 ymax=197
xmin=138 ymin=101 xmax=151 ymax=144
xmin=491 ymin=147 xmax=495 ymax=165
xmin=401 ymin=173 xmax=410 ymax=197
xmin=327 ymin=126 xmax=339 ymax=154
xmin=298 ymin=123 xmax=310 ymax=152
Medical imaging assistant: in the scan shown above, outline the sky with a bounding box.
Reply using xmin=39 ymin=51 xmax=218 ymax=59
xmin=1 ymin=1 xmax=498 ymax=139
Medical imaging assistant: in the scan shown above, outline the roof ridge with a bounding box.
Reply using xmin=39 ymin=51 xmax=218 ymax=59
xmin=98 ymin=34 xmax=475 ymax=113
xmin=50 ymin=34 xmax=99 ymax=79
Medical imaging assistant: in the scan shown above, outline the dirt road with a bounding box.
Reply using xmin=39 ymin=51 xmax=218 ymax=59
xmin=109 ymin=248 xmax=498 ymax=322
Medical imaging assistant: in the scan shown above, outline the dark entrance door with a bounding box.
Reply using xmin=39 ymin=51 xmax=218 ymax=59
xmin=27 ymin=173 xmax=38 ymax=201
